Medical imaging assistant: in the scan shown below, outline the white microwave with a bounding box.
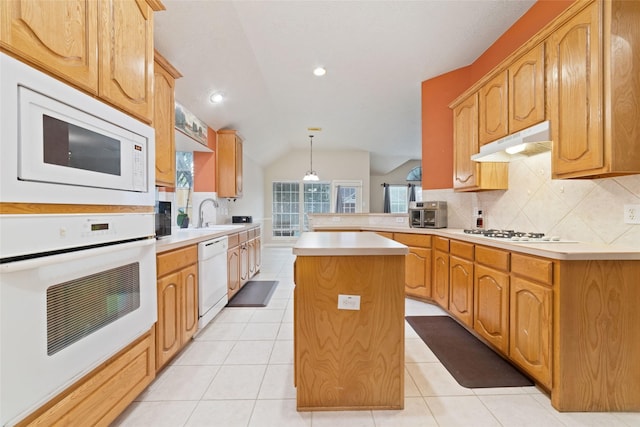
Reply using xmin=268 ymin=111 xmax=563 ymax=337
xmin=0 ymin=53 xmax=155 ymax=206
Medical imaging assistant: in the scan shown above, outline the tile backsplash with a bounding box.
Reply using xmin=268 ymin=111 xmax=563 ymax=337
xmin=422 ymin=152 xmax=640 ymax=248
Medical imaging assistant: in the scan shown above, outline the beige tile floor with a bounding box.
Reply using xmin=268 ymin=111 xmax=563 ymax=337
xmin=113 ymin=247 xmax=640 ymax=427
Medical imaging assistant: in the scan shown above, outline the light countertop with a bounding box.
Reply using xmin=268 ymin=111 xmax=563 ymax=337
xmin=155 ymin=224 xmax=260 ymax=253
xmin=292 ymin=231 xmax=409 ymax=256
xmin=310 ymin=225 xmax=640 ymax=261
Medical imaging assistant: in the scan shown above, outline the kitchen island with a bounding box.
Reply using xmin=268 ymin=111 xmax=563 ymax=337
xmin=292 ymin=232 xmax=408 ymax=411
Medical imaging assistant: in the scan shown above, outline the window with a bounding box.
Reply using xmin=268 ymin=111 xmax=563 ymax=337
xmin=389 ymin=185 xmax=409 ymax=213
xmin=333 ymin=180 xmax=362 ymax=213
xmin=175 ymin=151 xmax=194 ymax=223
xmin=272 ymin=181 xmax=330 ymax=237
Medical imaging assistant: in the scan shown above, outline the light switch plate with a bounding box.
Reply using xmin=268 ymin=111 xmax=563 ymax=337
xmin=338 ymin=294 xmax=360 ymax=310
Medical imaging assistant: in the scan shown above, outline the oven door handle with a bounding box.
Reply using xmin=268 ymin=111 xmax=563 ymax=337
xmin=0 ymin=238 xmax=155 ymax=273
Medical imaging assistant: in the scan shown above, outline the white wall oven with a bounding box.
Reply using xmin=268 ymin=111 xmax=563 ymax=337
xmin=0 ymin=52 xmax=155 ymax=207
xmin=0 ymin=214 xmax=157 ymax=426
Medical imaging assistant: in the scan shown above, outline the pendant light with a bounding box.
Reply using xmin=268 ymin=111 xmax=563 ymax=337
xmin=303 ymin=134 xmax=319 ymax=181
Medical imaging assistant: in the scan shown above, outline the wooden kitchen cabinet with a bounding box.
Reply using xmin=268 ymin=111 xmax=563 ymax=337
xmin=432 ymin=237 xmax=450 ymax=309
xmin=217 ymin=129 xmax=244 ymax=198
xmin=452 ymin=93 xmax=508 ymax=192
xmin=479 ymin=70 xmax=508 ymax=146
xmin=449 ymin=240 xmax=474 ymax=327
xmin=0 ymin=0 xmax=163 ymax=123
xmin=509 ymin=253 xmax=553 ymax=389
xmin=548 ymin=0 xmax=640 ymax=179
xmin=156 ymin=245 xmax=199 ymax=370
xmin=97 ymin=0 xmax=157 ymax=123
xmin=508 ymin=43 xmax=545 ymax=133
xmin=227 ymin=232 xmax=241 ymax=299
xmin=153 ymin=51 xmax=182 ymax=187
xmin=0 ymin=0 xmax=99 ymax=94
xmin=394 ymin=233 xmax=432 ymax=300
xmin=474 ymin=246 xmax=510 ymax=354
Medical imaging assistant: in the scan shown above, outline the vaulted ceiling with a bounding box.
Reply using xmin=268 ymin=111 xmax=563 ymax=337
xmin=154 ymin=0 xmax=535 ymax=175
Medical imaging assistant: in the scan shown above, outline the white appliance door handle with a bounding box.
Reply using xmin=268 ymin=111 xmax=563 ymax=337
xmin=0 ymin=238 xmax=155 ymax=273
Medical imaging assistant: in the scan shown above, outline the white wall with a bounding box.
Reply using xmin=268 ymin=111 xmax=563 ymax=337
xmin=262 ymin=149 xmax=370 ymax=245
xmin=423 ymin=152 xmax=640 ymax=248
xmin=370 ymin=159 xmax=422 ymax=213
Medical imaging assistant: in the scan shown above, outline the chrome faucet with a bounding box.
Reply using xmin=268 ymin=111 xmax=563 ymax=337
xmin=197 ymin=198 xmax=219 ymax=228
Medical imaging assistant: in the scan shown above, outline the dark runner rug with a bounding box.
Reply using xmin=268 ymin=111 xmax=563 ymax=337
xmin=406 ymin=315 xmax=534 ymax=388
xmin=226 ymin=280 xmax=279 ymax=307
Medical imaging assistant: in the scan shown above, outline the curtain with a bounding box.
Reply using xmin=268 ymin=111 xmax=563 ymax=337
xmin=335 ymin=185 xmax=343 ymax=213
xmin=408 ymin=183 xmax=416 ymax=203
xmin=382 ymin=183 xmax=391 ymax=213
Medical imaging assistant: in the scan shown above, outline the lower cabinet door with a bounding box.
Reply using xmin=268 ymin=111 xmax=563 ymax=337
xmin=432 ymin=249 xmax=449 ymax=309
xmin=449 ymin=256 xmax=474 ymax=327
xmin=404 ymin=247 xmax=432 ymax=299
xmin=510 ymin=276 xmax=552 ymax=389
xmin=156 ymin=271 xmax=181 ymax=369
xmin=474 ymin=264 xmax=510 ymax=353
xmin=181 ymin=263 xmax=199 ymax=344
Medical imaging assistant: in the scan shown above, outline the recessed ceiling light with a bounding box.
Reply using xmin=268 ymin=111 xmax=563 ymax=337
xmin=313 ymin=67 xmax=326 ymax=77
xmin=209 ymin=92 xmax=224 ymax=104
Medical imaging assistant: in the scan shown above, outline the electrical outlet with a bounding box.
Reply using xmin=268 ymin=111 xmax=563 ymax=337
xmin=337 ymin=294 xmax=360 ymax=310
xmin=624 ymin=204 xmax=640 ymax=224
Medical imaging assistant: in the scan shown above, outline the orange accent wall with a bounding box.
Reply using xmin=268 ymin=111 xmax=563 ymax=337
xmin=193 ymin=127 xmax=217 ymax=192
xmin=422 ymin=66 xmax=471 ymax=190
xmin=421 ymin=0 xmax=574 ymax=189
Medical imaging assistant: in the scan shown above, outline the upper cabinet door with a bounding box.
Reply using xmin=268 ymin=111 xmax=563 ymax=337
xmin=453 ymin=93 xmax=479 ymax=190
xmin=478 ymin=71 xmax=508 ymax=146
xmin=548 ymin=2 xmax=603 ymax=177
xmin=0 ymin=0 xmax=99 ymax=93
xmin=98 ymin=0 xmax=155 ymax=123
xmin=154 ymin=52 xmax=181 ymax=187
xmin=509 ymin=43 xmax=545 ymax=133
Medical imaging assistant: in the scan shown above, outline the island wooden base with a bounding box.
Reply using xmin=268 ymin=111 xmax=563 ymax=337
xmin=294 ymin=255 xmax=405 ymax=411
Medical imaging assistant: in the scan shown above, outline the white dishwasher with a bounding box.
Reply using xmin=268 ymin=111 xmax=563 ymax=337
xmin=197 ymin=236 xmax=228 ymax=329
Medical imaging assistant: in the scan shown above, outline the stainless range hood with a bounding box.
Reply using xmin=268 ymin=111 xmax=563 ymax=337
xmin=471 ymin=120 xmax=551 ymax=162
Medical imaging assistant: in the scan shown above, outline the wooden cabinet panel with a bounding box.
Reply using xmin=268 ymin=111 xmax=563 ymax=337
xmin=474 ymin=264 xmax=510 ymax=353
xmin=240 ymin=243 xmax=249 ymax=285
xmin=509 ymin=43 xmax=545 ymax=133
xmin=475 ymin=245 xmax=510 ymax=271
xmin=449 ymin=256 xmax=474 ymax=327
xmin=153 ymin=51 xmax=181 ymax=187
xmin=453 ymin=93 xmax=479 ymax=190
xmin=548 ymin=1 xmax=603 ymax=177
xmin=394 ymin=233 xmax=431 ymax=248
xmin=450 ymin=240 xmax=474 ymax=260
xmin=0 ymin=0 xmax=99 ymax=93
xmin=182 ymin=263 xmax=199 ymax=342
xmin=254 ymin=236 xmax=261 ymax=274
xmin=511 ymin=253 xmax=553 ymax=285
xmin=432 ymin=249 xmax=450 ymax=309
xmin=217 ymin=130 xmax=243 ymax=197
xmin=227 ymin=246 xmax=241 ymax=299
xmin=479 ymin=70 xmax=509 ymax=146
xmin=433 ymin=236 xmax=450 ymax=252
xmin=510 ymin=276 xmax=552 ymax=389
xmin=98 ymin=0 xmax=155 ymax=123
xmin=156 ymin=246 xmax=198 ymax=370
xmin=404 ymin=247 xmax=432 ymax=300
xmin=156 ymin=271 xmax=181 ymax=369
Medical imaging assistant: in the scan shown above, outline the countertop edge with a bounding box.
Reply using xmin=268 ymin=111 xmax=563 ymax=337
xmin=155 ymin=224 xmax=260 ymax=253
xmin=311 ymin=225 xmax=640 ymax=261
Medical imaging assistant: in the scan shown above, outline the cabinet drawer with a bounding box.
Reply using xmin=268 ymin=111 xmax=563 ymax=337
xmin=475 ymin=245 xmax=510 ymax=271
xmin=239 ymin=231 xmax=249 ymax=243
xmin=157 ymin=245 xmax=197 ymax=277
xmin=227 ymin=232 xmax=240 ymax=248
xmin=511 ymin=253 xmax=554 ymax=285
xmin=434 ymin=236 xmax=450 ymax=252
xmin=450 ymin=240 xmax=474 ymax=260
xmin=248 ymin=228 xmax=256 ymax=239
xmin=394 ymin=233 xmax=431 ymax=248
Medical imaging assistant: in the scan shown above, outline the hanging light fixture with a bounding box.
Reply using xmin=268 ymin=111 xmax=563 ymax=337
xmin=303 ymin=134 xmax=319 ymax=181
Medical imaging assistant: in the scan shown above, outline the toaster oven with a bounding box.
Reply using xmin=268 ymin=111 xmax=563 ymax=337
xmin=409 ymin=201 xmax=447 ymax=228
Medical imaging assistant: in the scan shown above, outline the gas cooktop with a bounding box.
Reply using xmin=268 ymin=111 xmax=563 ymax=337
xmin=462 ymin=229 xmax=577 ymax=243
